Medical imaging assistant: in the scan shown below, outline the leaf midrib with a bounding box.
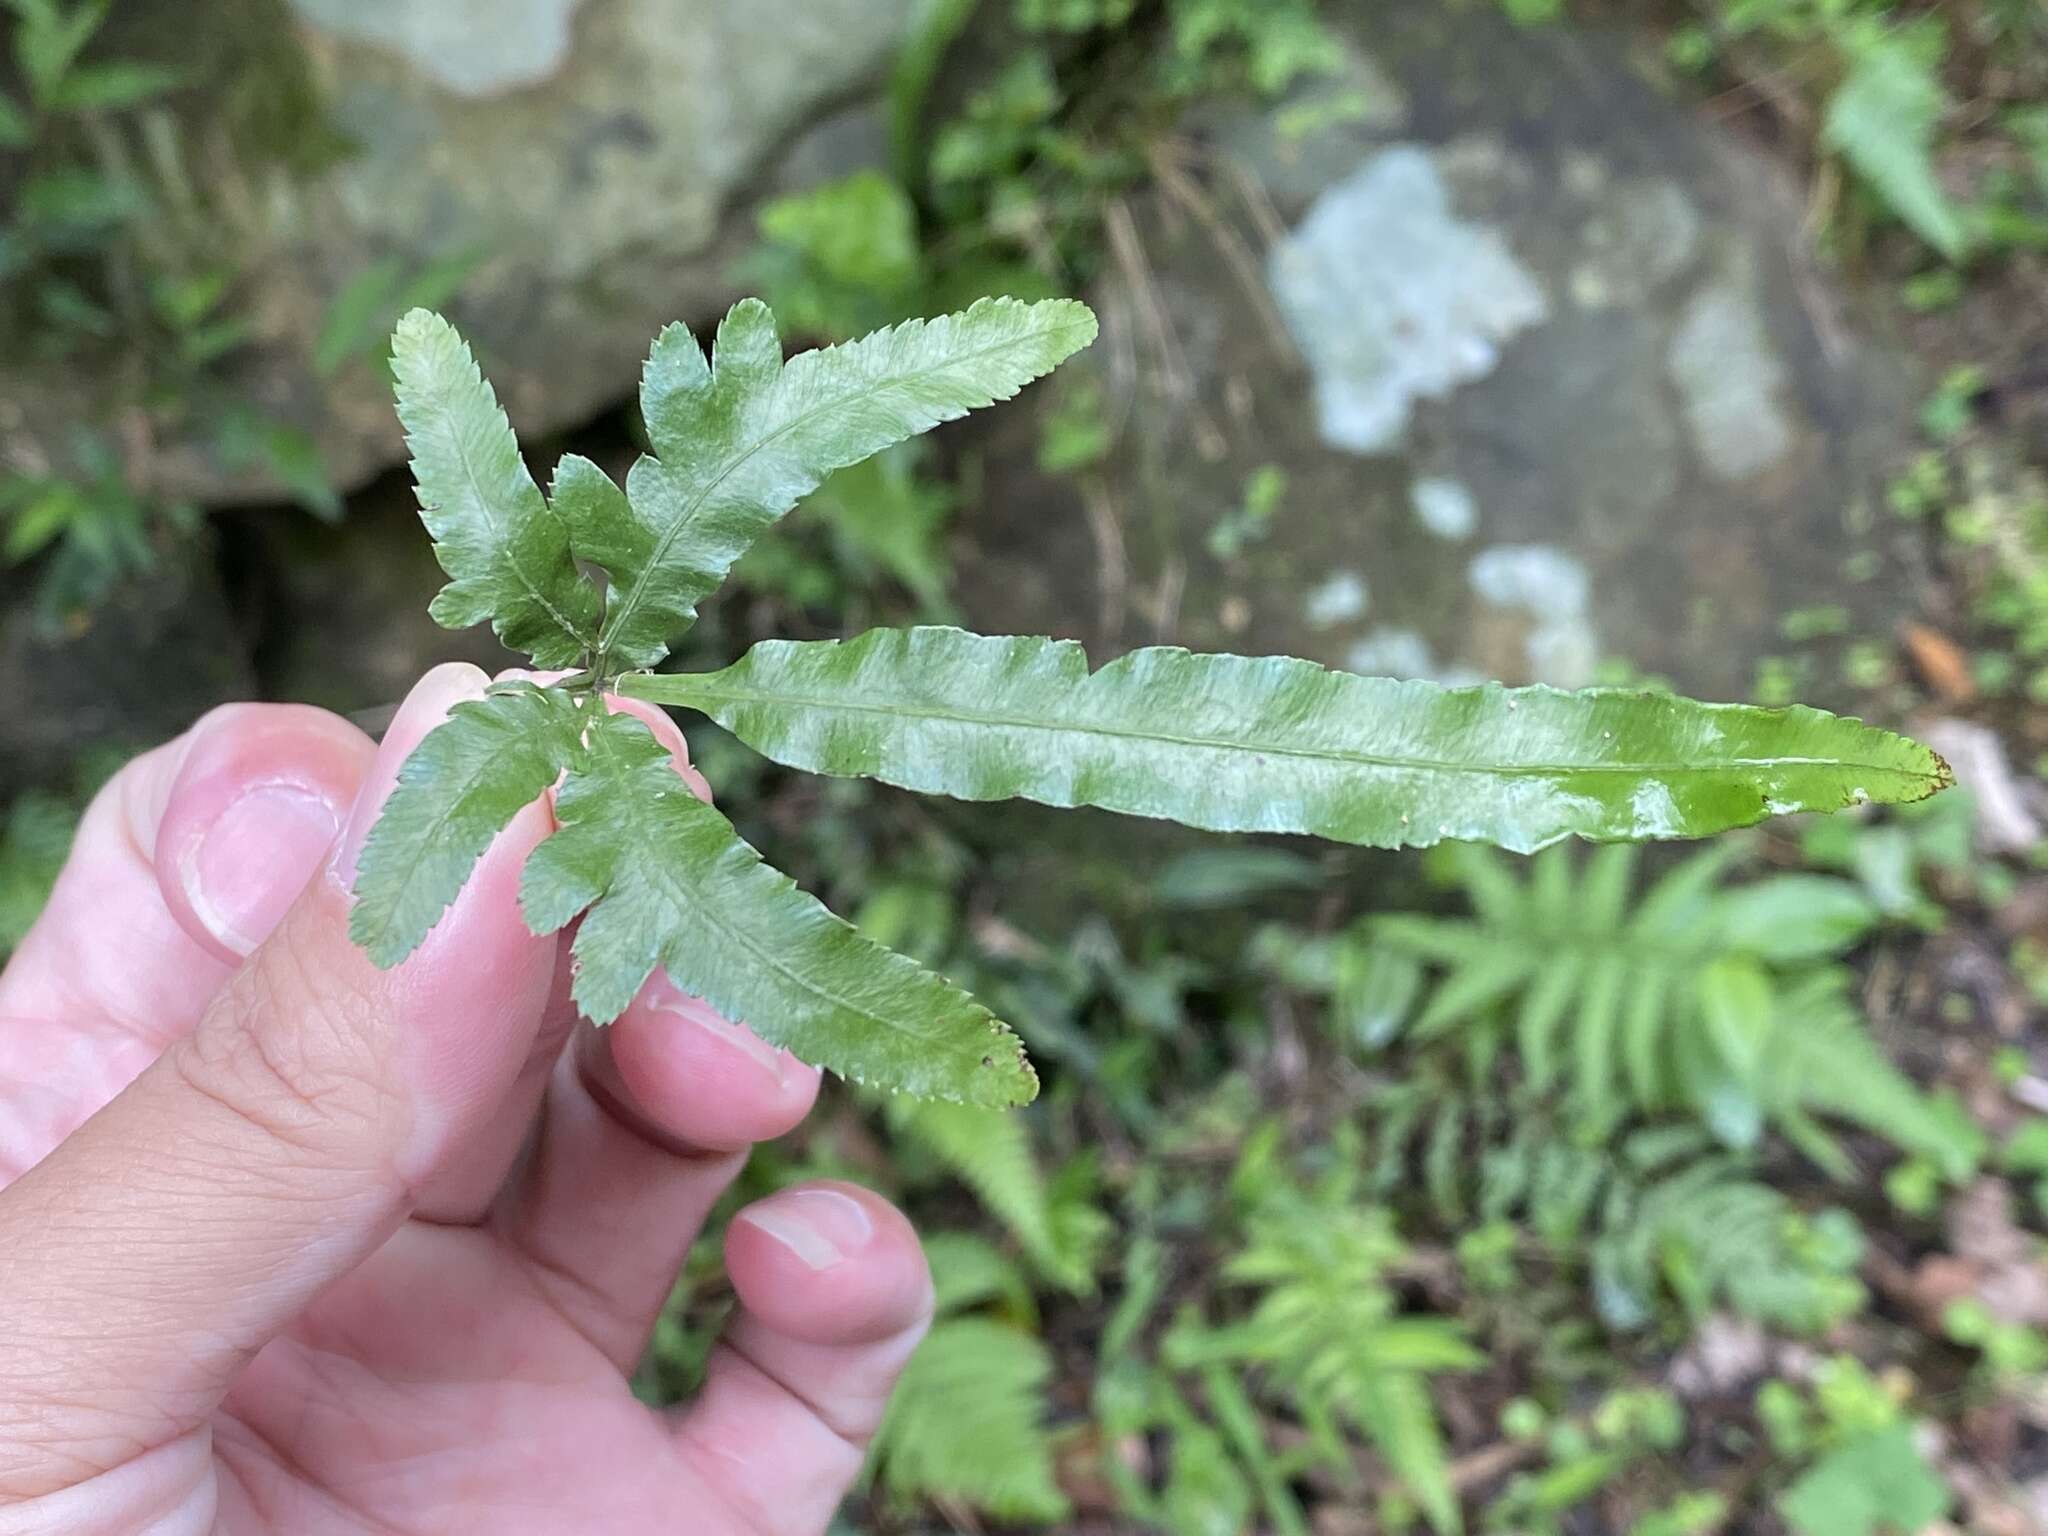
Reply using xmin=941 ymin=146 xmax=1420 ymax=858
xmin=655 ymin=679 xmax=1938 ymax=786
xmin=595 ymin=311 xmax=1089 ymax=671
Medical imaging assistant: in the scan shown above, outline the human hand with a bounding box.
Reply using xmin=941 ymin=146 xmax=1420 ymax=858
xmin=0 ymin=665 xmax=932 ymax=1535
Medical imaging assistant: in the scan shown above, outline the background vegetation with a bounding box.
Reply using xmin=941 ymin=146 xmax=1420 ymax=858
xmin=4 ymin=0 xmax=2047 ymax=1530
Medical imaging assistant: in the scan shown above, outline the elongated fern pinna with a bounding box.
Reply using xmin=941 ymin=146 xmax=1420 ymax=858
xmin=348 ymin=298 xmax=1951 ymax=1106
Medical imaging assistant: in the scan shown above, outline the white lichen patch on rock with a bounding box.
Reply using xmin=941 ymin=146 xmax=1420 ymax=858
xmin=1469 ymin=544 xmax=1589 ymax=620
xmin=1568 ymin=176 xmax=1703 ymax=310
xmin=1410 ymin=476 xmax=1477 ymax=540
xmin=1468 ymin=544 xmax=1600 ymax=687
xmin=1343 ymin=628 xmax=1485 ymax=686
xmin=1666 ymin=254 xmax=1796 ymax=482
xmin=1303 ymin=570 xmax=1372 ymax=629
xmin=1268 ymin=146 xmax=1550 ymax=455
xmin=290 ymin=0 xmax=588 ymax=95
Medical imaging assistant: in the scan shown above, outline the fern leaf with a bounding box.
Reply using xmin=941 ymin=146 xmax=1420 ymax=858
xmin=1674 ymin=1015 xmax=1765 ymax=1150
xmin=888 ymin=1098 xmax=1100 ymax=1289
xmin=1631 ymin=842 xmax=1746 ymax=938
xmin=1411 ymin=952 xmax=1534 ymax=1037
xmin=1620 ymin=964 xmax=1672 ymax=1108
xmin=1201 ymin=1363 xmax=1314 ymax=1536
xmin=390 ymin=311 xmax=601 ymax=668
xmin=1529 ymin=844 xmax=1574 ymax=918
xmin=1425 ymin=1097 xmax=1470 ymax=1221
xmin=922 ymin=1232 xmax=1031 ymax=1316
xmin=630 ymin=627 xmax=1951 ymax=851
xmin=1822 ymin=23 xmax=1968 ymax=260
xmin=869 ymin=1317 xmax=1071 ymax=1523
xmin=1444 ymin=845 xmax=1525 ymax=926
xmin=1579 ymin=844 xmax=1637 ymax=931
xmin=1199 ymin=1188 xmax=1470 ymax=1532
xmin=520 ymin=708 xmax=1035 ymax=1105
xmin=1595 ymin=1148 xmax=1865 ymax=1333
xmin=585 ymin=299 xmax=1096 ymax=671
xmin=1371 ymin=916 xmax=1497 ymax=970
xmin=348 ymin=683 xmax=588 ymax=965
xmin=1711 ymin=875 xmax=1879 ymax=960
xmin=1336 ymin=946 xmax=1425 ymax=1052
xmin=1571 ymin=954 xmax=1628 ymax=1124
xmin=1369 ymin=847 xmax=1949 ymax=1160
xmin=1517 ymin=952 xmax=1582 ymax=1092
xmin=1697 ymin=957 xmax=1772 ymax=1092
xmin=1353 ymin=1371 xmax=1462 ymax=1536
xmin=1771 ymin=986 xmax=1979 ymax=1172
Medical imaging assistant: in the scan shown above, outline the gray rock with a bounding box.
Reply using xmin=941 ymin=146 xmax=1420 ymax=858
xmin=955 ymin=0 xmax=1918 ymax=705
xmin=1 ymin=0 xmax=914 ymax=504
xmin=0 ymin=542 xmax=255 ymax=797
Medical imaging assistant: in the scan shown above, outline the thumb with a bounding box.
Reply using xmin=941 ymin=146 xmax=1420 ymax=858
xmin=0 ymin=665 xmax=560 ymax=1499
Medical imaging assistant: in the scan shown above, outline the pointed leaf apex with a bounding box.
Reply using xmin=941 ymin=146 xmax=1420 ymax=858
xmin=393 ymin=305 xmax=443 ymax=339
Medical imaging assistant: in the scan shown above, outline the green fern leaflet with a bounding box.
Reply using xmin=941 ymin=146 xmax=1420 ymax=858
xmin=865 ymin=1235 xmax=1070 ymax=1522
xmin=1359 ymin=843 xmax=1962 ymax=1162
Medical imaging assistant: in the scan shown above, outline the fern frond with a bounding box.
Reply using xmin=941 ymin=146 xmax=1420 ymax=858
xmin=1367 ymin=1086 xmax=1867 ymax=1335
xmin=922 ymin=1231 xmax=1032 ymax=1316
xmin=1766 ymin=974 xmax=1978 ymax=1173
xmin=1353 ymin=845 xmax=1942 ymax=1158
xmin=886 ymin=1097 xmax=1107 ymax=1292
xmin=1596 ymin=1143 xmax=1865 ymax=1333
xmin=868 ymin=1316 xmax=1071 ymax=1523
xmin=1168 ymin=1176 xmax=1474 ymax=1532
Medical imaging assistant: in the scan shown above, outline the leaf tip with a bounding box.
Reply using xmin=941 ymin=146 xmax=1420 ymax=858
xmin=390 ymin=305 xmax=450 ymax=353
xmin=973 ymin=1026 xmax=1040 ymax=1109
xmin=1017 ymin=294 xmax=1099 ymax=365
xmin=1924 ymin=743 xmax=1957 ymax=796
xmin=344 ymin=893 xmax=417 ymax=972
xmin=1049 ymin=295 xmax=1100 ymax=348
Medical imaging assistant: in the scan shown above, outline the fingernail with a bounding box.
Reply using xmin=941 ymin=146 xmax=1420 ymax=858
xmin=330 ymin=665 xmax=487 ymax=892
xmin=646 ymin=978 xmax=788 ymax=1084
xmin=179 ymin=783 xmax=343 ymax=957
xmin=740 ymin=1188 xmax=874 ymax=1271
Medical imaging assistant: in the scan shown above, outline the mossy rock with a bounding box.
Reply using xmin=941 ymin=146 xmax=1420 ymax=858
xmin=0 ymin=0 xmax=914 ymax=507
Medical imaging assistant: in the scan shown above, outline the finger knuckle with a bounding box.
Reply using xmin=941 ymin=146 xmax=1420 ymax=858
xmin=168 ymin=935 xmax=400 ymax=1170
